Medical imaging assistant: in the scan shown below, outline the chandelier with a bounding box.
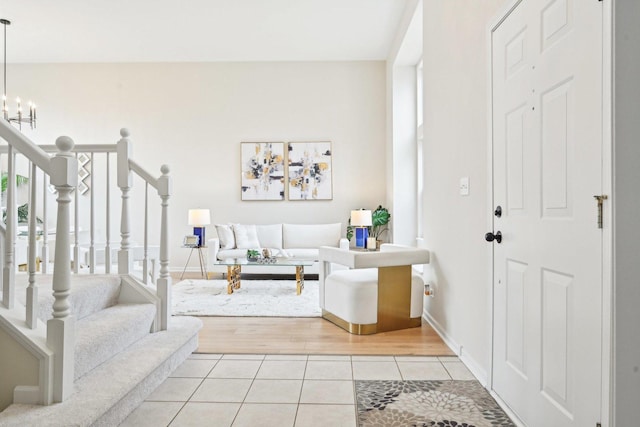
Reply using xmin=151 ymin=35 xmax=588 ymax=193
xmin=1 ymin=18 xmax=36 ymax=130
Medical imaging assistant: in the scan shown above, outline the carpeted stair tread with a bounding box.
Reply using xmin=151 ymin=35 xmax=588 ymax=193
xmin=0 ymin=316 xmax=203 ymax=427
xmin=75 ymin=303 xmax=157 ymax=380
xmin=14 ymin=274 xmax=122 ymax=322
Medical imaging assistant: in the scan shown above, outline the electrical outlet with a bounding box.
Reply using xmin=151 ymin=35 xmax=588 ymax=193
xmin=459 ymin=177 xmax=469 ymax=196
xmin=424 ymin=283 xmax=435 ymax=297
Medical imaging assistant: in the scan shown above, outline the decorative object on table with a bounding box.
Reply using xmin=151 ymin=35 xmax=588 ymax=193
xmin=370 ymin=205 xmax=391 ymax=247
xmin=350 ymin=209 xmax=372 ymax=249
xmin=241 ymin=142 xmax=285 ymax=200
xmin=288 ymin=141 xmax=332 ymax=200
xmin=246 ymin=249 xmax=260 ymax=261
xmin=1 ymin=19 xmax=37 ymax=130
xmin=262 ymin=248 xmax=272 ymax=259
xmin=188 ymin=208 xmax=210 ymax=247
xmin=183 ymin=235 xmax=199 ymax=247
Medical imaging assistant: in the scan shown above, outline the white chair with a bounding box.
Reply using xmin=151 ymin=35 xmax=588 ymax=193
xmin=319 ymin=244 xmax=430 ymax=334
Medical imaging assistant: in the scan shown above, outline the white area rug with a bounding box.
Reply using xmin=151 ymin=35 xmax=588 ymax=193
xmin=171 ymin=279 xmax=321 ymax=317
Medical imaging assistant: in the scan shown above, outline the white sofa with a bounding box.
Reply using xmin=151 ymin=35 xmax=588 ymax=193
xmin=207 ymin=223 xmax=348 ymax=275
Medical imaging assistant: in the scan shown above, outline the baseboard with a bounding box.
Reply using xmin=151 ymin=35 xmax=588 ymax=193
xmin=489 ymin=390 xmax=526 ymax=427
xmin=422 ymin=310 xmax=488 ymax=386
xmin=422 ymin=310 xmax=461 ymax=354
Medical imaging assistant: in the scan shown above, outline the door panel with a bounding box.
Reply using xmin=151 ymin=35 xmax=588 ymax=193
xmin=491 ymin=0 xmax=603 ymax=425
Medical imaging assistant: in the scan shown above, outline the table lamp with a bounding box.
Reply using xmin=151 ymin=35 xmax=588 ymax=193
xmin=350 ymin=209 xmax=372 ymax=249
xmin=188 ymin=209 xmax=211 ymax=247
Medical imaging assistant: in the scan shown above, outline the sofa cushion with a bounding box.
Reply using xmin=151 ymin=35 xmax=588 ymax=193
xmin=282 ymin=223 xmax=342 ymax=249
xmin=217 ymin=249 xmax=252 ymax=260
xmin=256 ymin=224 xmax=283 ymax=249
xmin=286 ymin=248 xmax=318 ymax=260
xmin=215 ymin=224 xmax=236 ymax=249
xmin=233 ymin=224 xmax=260 ymax=249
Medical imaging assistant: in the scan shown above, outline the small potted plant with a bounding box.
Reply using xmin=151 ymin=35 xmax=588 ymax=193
xmin=370 ymin=205 xmax=390 ymax=247
xmin=246 ymin=249 xmax=260 ymax=262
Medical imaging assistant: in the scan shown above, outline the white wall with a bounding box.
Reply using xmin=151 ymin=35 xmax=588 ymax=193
xmin=6 ymin=61 xmax=387 ymax=268
xmin=613 ymin=0 xmax=640 ymax=424
xmin=421 ymin=0 xmax=506 ymax=381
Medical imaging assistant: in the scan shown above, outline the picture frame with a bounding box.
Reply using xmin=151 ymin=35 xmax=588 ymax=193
xmin=287 ymin=141 xmax=332 ymax=200
xmin=240 ymin=142 xmax=286 ymax=201
xmin=183 ymin=235 xmax=200 ymax=247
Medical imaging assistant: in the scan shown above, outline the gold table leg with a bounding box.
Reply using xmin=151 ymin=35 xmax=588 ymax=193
xmin=296 ymin=265 xmax=304 ymax=295
xmin=227 ymin=265 xmax=241 ymax=294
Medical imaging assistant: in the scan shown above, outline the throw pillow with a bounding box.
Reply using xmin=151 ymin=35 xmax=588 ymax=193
xmin=215 ymin=224 xmax=236 ymax=249
xmin=233 ymin=224 xmax=260 ymax=249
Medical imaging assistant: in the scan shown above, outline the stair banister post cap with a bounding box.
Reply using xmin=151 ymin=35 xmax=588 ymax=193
xmin=55 ymin=136 xmax=75 ymax=154
xmin=120 ymin=128 xmax=131 ymax=138
xmin=161 ymin=164 xmax=170 ymax=175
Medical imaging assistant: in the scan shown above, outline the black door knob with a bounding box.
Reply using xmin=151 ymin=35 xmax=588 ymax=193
xmin=494 ymin=206 xmax=502 ymax=217
xmin=485 ymin=231 xmax=502 ymax=243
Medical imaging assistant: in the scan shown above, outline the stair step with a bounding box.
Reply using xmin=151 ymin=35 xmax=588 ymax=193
xmin=0 ymin=316 xmax=203 ymax=427
xmin=15 ymin=274 xmax=122 ymax=322
xmin=75 ymin=303 xmax=157 ymax=380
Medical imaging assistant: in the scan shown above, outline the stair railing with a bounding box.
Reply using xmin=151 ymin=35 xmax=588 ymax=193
xmin=0 ymin=118 xmax=78 ymax=401
xmin=0 ymin=120 xmax=171 ymax=403
xmin=116 ymin=128 xmax=171 ymax=330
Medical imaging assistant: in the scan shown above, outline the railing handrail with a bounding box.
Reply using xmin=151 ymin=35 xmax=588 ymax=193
xmin=0 ymin=144 xmax=118 ymax=154
xmin=0 ymin=120 xmax=52 ymax=173
xmin=129 ymin=159 xmax=159 ymax=190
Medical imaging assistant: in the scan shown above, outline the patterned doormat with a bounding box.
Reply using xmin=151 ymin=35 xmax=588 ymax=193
xmin=356 ymin=380 xmax=515 ymax=427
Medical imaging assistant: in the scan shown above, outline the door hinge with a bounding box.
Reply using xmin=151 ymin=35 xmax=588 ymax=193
xmin=596 ymin=423 xmax=601 ymax=427
xmin=593 ymin=195 xmax=608 ymax=229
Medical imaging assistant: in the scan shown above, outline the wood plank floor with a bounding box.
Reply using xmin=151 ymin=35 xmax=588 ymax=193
xmin=195 ymin=317 xmax=453 ymax=356
xmin=173 ymin=272 xmax=454 ymax=356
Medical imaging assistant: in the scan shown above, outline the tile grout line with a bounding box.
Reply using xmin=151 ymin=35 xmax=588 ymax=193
xmin=166 ymin=356 xmax=221 ymax=426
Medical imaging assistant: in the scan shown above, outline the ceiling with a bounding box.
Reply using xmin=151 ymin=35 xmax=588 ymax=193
xmin=1 ymin=0 xmax=410 ymax=63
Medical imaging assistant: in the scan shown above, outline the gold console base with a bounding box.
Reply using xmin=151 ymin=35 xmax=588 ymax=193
xmin=322 ymin=265 xmax=423 ymax=335
xmin=322 ymin=310 xmax=422 ymax=335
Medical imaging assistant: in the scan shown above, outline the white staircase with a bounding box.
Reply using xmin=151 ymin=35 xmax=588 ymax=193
xmin=0 ymin=275 xmax=201 ymax=426
xmin=0 ymin=122 xmax=202 ymax=425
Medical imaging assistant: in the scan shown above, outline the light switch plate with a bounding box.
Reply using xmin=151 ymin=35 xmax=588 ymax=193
xmin=459 ymin=177 xmax=469 ymax=196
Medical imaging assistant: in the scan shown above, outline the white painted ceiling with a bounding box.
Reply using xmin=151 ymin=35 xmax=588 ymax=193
xmin=1 ymin=0 xmax=410 ymax=63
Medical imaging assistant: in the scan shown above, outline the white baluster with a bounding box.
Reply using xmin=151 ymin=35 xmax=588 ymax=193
xmin=89 ymin=153 xmax=95 ymax=274
xmin=117 ymin=129 xmax=132 ymax=275
xmin=105 ymin=153 xmax=111 ymax=274
xmin=26 ymin=162 xmax=38 ymax=328
xmin=47 ymin=136 xmax=77 ymax=402
xmin=42 ymin=173 xmax=49 ymax=274
xmin=143 ymin=182 xmax=149 ymax=284
xmin=156 ymin=165 xmax=171 ymax=330
xmin=73 ymin=153 xmax=79 ymax=274
xmin=2 ymin=147 xmax=16 ymax=309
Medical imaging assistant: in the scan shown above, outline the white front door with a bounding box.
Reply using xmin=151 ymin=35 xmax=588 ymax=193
xmin=491 ymin=0 xmax=603 ymax=425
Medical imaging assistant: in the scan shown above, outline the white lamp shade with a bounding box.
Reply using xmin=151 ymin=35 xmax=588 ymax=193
xmin=350 ymin=209 xmax=372 ymax=227
xmin=188 ymin=209 xmax=211 ymax=226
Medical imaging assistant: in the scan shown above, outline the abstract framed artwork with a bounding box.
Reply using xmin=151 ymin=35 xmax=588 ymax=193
xmin=287 ymin=141 xmax=332 ymax=200
xmin=240 ymin=142 xmax=285 ymax=201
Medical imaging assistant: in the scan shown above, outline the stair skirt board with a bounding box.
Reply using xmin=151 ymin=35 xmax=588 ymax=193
xmin=0 ymin=316 xmax=202 ymax=427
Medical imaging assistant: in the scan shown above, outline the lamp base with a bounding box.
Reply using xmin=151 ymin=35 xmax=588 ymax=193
xmin=193 ymin=227 xmax=205 ymax=247
xmin=355 ymin=227 xmax=368 ymax=249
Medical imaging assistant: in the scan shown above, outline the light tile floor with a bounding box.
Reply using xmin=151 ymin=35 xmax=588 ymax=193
xmin=120 ymin=354 xmax=472 ymax=427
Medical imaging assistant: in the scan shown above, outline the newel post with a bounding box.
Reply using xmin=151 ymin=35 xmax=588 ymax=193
xmin=117 ymin=128 xmax=133 ymax=275
xmin=156 ymin=165 xmax=172 ymax=331
xmin=47 ymin=136 xmax=78 ymax=402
